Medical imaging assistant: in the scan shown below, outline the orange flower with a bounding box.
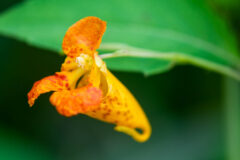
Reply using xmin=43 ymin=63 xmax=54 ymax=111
xmin=27 ymin=17 xmax=151 ymax=142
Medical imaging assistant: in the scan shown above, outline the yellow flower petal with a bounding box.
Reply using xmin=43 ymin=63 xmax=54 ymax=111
xmin=86 ymin=69 xmax=151 ymax=142
xmin=28 ymin=16 xmax=151 ymax=142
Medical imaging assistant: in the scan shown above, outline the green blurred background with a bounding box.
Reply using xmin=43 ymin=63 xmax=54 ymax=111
xmin=0 ymin=0 xmax=239 ymax=160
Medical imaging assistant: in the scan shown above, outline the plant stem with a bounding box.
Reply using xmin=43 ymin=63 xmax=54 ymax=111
xmin=100 ymin=44 xmax=240 ymax=81
xmin=224 ymin=78 xmax=240 ymax=160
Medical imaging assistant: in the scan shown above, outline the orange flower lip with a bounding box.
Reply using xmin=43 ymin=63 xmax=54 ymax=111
xmin=27 ymin=16 xmax=151 ymax=142
xmin=50 ymin=84 xmax=102 ymax=117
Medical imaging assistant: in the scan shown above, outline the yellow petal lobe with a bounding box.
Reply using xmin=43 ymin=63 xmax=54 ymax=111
xmin=86 ymin=70 xmax=151 ymax=142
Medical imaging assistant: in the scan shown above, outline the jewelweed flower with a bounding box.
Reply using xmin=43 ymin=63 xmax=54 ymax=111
xmin=27 ymin=16 xmax=151 ymax=142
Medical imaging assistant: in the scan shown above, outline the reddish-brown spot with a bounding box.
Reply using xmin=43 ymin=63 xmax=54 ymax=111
xmin=55 ymin=73 xmax=67 ymax=81
xmin=65 ymin=83 xmax=69 ymax=88
xmin=102 ymin=112 xmax=110 ymax=119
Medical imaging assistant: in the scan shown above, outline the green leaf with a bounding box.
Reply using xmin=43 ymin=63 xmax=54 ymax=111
xmin=0 ymin=0 xmax=239 ymax=79
xmin=0 ymin=127 xmax=53 ymax=160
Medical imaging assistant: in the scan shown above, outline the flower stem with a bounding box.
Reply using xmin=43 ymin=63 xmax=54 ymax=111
xmin=99 ymin=43 xmax=240 ymax=81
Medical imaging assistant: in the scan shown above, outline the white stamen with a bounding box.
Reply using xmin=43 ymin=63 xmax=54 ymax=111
xmin=76 ymin=53 xmax=90 ymax=68
xmin=95 ymin=55 xmax=102 ymax=67
xmin=95 ymin=55 xmax=107 ymax=73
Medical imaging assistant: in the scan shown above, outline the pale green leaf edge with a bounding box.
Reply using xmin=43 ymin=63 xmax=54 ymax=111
xmin=99 ymin=43 xmax=240 ymax=80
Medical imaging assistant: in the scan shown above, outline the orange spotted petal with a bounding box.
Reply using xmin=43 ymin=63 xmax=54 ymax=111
xmin=50 ymin=85 xmax=102 ymax=117
xmin=62 ymin=16 xmax=106 ymax=57
xmin=27 ymin=72 xmax=69 ymax=107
